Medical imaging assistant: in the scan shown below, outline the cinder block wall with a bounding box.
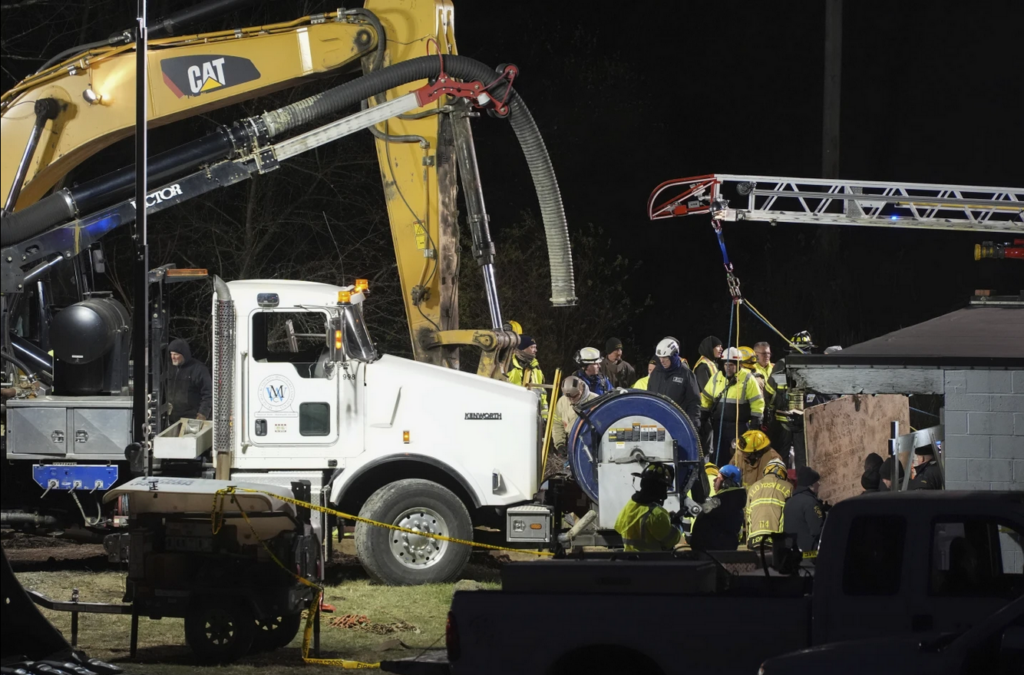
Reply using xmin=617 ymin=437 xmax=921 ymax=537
xmin=943 ymin=369 xmax=1024 ymax=490
xmin=942 ymin=369 xmax=1024 ymax=572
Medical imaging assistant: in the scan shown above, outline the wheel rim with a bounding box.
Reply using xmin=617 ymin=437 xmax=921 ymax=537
xmin=256 ymin=616 xmax=283 ymax=634
xmin=202 ymin=608 xmax=238 ymax=647
xmin=389 ymin=507 xmax=449 ymax=569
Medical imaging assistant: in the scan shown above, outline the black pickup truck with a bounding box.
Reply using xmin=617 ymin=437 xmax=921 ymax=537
xmin=394 ymin=491 xmax=1023 ymax=675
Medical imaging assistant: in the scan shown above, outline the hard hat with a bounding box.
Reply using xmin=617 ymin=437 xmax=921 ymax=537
xmin=562 ymin=375 xmax=589 ymax=398
xmin=502 ymin=320 xmax=523 ymax=335
xmin=655 ymin=338 xmax=679 ymax=358
xmin=704 ymin=462 xmax=720 ymax=478
xmin=739 ymin=346 xmax=756 ymax=369
xmin=738 ymin=429 xmax=771 ymax=453
xmin=632 ymin=462 xmax=675 ymax=487
xmin=574 ymin=347 xmax=602 ymax=366
xmin=722 ymin=347 xmax=744 ymax=362
xmin=720 ymin=464 xmax=742 ymax=483
xmin=789 ymin=331 xmax=816 ymax=349
xmin=764 ymin=458 xmax=788 ymax=480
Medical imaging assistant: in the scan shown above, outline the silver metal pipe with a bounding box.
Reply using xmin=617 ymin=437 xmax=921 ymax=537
xmin=482 ymin=264 xmax=503 ymax=331
xmin=4 ymin=124 xmax=45 ymax=214
xmin=1 ymin=511 xmax=60 ymax=527
xmin=4 ymin=98 xmax=62 ymax=215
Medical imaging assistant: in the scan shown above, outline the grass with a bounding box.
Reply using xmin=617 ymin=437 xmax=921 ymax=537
xmin=15 ymin=550 xmax=503 ymax=675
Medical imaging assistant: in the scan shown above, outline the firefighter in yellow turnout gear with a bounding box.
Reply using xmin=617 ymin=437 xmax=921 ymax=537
xmin=745 ymin=458 xmax=792 ymax=550
xmin=615 ymin=463 xmax=682 ymax=552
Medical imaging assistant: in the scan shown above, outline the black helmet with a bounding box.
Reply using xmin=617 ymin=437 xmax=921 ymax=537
xmin=632 ymin=462 xmax=675 ymax=488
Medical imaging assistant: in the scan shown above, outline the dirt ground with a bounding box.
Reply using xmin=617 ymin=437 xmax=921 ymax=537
xmin=4 ymin=533 xmax=518 ymax=674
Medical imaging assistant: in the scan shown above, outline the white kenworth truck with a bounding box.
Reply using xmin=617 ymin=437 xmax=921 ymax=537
xmin=4 ymin=278 xmax=541 ymax=585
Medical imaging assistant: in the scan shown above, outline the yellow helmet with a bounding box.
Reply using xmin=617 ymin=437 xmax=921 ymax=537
xmin=738 ymin=429 xmax=771 ymax=453
xmin=704 ymin=461 xmax=720 ymax=478
xmin=739 ymin=346 xmax=756 ymax=370
xmin=764 ymin=458 xmax=788 ymax=480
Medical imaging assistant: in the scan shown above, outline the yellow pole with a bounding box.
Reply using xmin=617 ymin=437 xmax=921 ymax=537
xmin=540 ymin=368 xmax=562 ymax=478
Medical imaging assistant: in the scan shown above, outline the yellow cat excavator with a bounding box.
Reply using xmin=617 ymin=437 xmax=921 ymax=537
xmin=0 ymin=0 xmax=576 ymax=382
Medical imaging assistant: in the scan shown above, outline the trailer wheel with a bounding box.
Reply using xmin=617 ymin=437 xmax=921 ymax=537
xmin=253 ymin=612 xmax=303 ymax=651
xmin=355 ymin=479 xmax=473 ymax=585
xmin=184 ymin=600 xmax=256 ymax=663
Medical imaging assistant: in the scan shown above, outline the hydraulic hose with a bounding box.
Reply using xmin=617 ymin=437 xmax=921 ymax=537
xmin=261 ymin=54 xmax=576 ymax=306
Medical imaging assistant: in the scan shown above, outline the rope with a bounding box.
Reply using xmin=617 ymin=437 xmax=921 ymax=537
xmin=714 ymin=304 xmax=735 ymax=463
xmin=909 ymin=406 xmax=940 ymax=419
xmin=743 ymin=300 xmax=805 ymax=354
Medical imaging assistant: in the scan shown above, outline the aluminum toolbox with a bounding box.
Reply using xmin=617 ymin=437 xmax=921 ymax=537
xmin=6 ymin=396 xmax=131 ymax=460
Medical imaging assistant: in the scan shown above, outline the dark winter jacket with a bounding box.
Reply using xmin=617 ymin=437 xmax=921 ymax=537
xmin=601 ymin=358 xmax=636 ymax=389
xmin=648 ymin=355 xmax=701 ymax=424
xmin=783 ymin=485 xmax=825 ymax=552
xmin=577 ymin=369 xmax=613 ymax=397
xmin=909 ymin=460 xmax=944 ymax=491
xmin=693 ymin=336 xmax=722 ymax=392
xmin=690 ymin=484 xmax=746 ymax=551
xmin=167 ymin=339 xmax=213 ymax=423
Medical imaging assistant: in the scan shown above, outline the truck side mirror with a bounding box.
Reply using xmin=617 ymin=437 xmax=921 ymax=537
xmin=328 ymin=317 xmax=344 ymax=362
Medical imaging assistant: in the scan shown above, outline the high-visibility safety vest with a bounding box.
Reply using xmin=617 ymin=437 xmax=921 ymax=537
xmin=700 ymin=370 xmax=764 ymax=422
xmin=745 ymin=475 xmax=791 ymax=547
xmin=508 ymin=354 xmax=548 ymax=414
xmin=614 ymin=499 xmax=681 ymax=552
xmin=753 ymin=361 xmax=776 ymax=398
xmin=632 ymin=375 xmax=650 ymax=390
xmin=694 ymin=355 xmax=718 ymax=379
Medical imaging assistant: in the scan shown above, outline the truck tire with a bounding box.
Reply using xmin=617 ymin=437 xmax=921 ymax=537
xmin=253 ymin=612 xmax=302 ymax=651
xmin=184 ymin=599 xmax=256 ymax=663
xmin=355 ymin=479 xmax=473 ymax=585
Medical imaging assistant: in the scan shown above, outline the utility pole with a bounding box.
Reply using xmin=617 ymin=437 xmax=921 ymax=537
xmin=132 ymin=0 xmax=150 ymax=473
xmin=822 ymin=0 xmax=842 ymax=179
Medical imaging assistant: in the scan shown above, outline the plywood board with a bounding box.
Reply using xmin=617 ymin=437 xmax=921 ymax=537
xmin=805 ymin=394 xmax=910 ymax=505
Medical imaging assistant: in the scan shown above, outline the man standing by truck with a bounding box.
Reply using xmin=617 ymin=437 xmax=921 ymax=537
xmin=909 ymin=445 xmax=945 ymax=490
xmin=508 ymin=334 xmax=548 ymax=417
xmin=167 ymin=338 xmax=212 ymax=424
xmin=614 ymin=463 xmax=682 ymax=552
xmin=746 ymin=458 xmax=792 ymax=550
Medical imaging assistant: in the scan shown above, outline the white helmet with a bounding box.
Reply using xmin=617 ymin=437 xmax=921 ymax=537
xmin=575 ymin=347 xmax=602 ymax=366
xmin=655 ymin=338 xmax=679 ymax=358
xmin=722 ymin=347 xmax=744 ymax=361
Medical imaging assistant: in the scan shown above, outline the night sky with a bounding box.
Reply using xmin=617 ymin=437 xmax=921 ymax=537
xmin=456 ymin=0 xmax=1023 ymax=359
xmin=2 ymin=0 xmax=1021 ymax=365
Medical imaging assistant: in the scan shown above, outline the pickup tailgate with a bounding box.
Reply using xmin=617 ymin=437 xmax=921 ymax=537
xmin=448 ymin=590 xmax=811 ymax=675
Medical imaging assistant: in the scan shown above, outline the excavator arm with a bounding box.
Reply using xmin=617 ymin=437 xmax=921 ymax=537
xmin=0 ymin=9 xmax=380 ymax=210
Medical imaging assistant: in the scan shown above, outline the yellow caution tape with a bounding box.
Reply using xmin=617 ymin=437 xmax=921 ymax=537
xmin=210 ymin=485 xmax=554 ymax=668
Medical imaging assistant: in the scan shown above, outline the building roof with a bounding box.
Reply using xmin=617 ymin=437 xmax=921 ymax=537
xmin=789 ymin=298 xmax=1024 ymax=369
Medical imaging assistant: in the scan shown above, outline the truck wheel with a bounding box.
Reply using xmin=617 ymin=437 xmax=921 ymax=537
xmin=253 ymin=612 xmax=302 ymax=651
xmin=355 ymin=479 xmax=473 ymax=585
xmin=184 ymin=600 xmax=256 ymax=663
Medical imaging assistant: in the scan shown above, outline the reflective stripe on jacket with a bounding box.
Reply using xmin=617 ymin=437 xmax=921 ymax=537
xmin=614 ymin=500 xmax=681 ymax=552
xmin=745 ymin=475 xmax=791 ymax=547
xmin=754 ymin=362 xmax=776 ymax=398
xmin=700 ymin=370 xmax=764 ymax=424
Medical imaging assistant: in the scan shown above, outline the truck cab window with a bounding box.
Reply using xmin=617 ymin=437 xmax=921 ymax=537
xmin=842 ymin=516 xmax=906 ymax=596
xmin=251 ymin=311 xmax=329 ymax=379
xmin=930 ymin=520 xmax=1024 ymax=598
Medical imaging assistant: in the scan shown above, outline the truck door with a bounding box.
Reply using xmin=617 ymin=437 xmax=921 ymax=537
xmin=917 ymin=517 xmax=1024 ymax=635
xmin=244 ymin=309 xmax=341 ymax=464
xmin=820 ymin=514 xmax=914 ymax=643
